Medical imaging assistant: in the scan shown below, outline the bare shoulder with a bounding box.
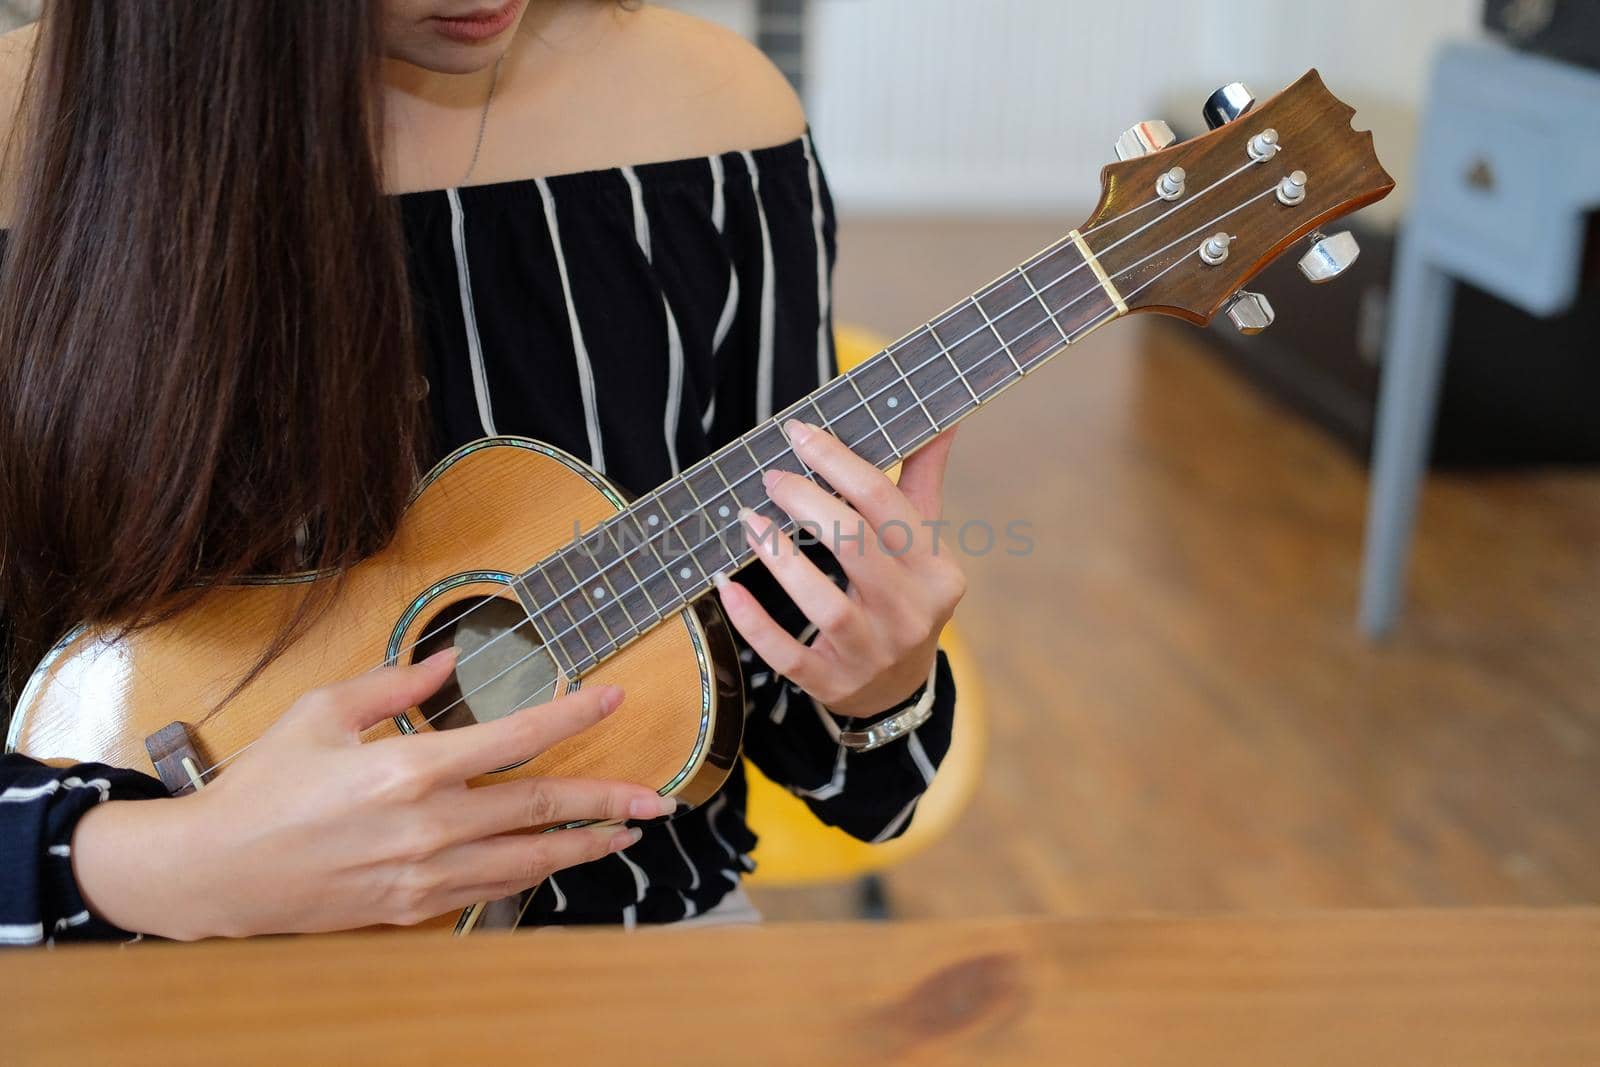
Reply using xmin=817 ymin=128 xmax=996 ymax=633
xmin=619 ymin=4 xmax=807 ymax=149
xmin=0 ymin=21 xmax=40 ymax=225
xmin=488 ymin=2 xmax=807 ymax=180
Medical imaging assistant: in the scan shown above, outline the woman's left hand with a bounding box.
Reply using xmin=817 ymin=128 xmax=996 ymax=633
xmin=715 ymin=419 xmax=965 ymax=719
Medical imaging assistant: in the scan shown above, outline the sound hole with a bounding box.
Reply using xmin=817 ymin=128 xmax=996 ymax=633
xmin=412 ymin=596 xmax=562 ymax=741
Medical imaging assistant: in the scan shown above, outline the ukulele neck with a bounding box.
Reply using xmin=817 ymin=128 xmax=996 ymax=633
xmin=511 ymin=234 xmax=1123 ymax=677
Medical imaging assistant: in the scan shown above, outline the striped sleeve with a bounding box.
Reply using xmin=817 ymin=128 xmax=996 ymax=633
xmin=721 ymin=134 xmax=958 ymax=842
xmin=743 ymin=634 xmax=958 ymax=843
xmin=0 ymin=754 xmax=168 ymax=946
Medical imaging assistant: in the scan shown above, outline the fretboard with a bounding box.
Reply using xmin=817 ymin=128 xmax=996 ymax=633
xmin=514 ymin=237 xmax=1119 ymax=676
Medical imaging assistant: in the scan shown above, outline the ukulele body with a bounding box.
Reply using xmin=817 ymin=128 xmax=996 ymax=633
xmin=7 ymin=437 xmax=745 ymax=925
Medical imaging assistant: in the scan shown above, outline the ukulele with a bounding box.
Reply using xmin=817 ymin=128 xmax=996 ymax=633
xmin=8 ymin=71 xmax=1392 ymax=933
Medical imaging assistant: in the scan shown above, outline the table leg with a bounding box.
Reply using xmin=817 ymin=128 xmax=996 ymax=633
xmin=1360 ymin=238 xmax=1456 ymax=637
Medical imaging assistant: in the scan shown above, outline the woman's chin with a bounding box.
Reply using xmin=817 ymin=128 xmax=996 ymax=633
xmin=386 ymin=37 xmax=511 ymax=76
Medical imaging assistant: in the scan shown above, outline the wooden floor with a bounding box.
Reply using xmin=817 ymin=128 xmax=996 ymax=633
xmin=749 ymin=217 xmax=1600 ymax=919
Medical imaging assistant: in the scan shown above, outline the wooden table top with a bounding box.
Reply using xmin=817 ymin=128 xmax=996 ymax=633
xmin=3 ymin=909 xmax=1597 ymax=1065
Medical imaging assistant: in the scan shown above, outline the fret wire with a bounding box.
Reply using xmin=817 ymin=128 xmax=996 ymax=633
xmin=839 ymin=372 xmax=901 ymax=458
xmin=707 ymin=451 xmax=770 ymax=514
xmin=554 ymin=549 xmax=623 ymax=656
xmin=650 ymin=490 xmax=703 ymax=564
xmin=592 ymin=550 xmax=648 ymax=633
xmin=514 ymin=569 xmax=581 ymax=679
xmin=604 ymin=524 xmax=669 ymax=623
xmin=924 ymin=320 xmax=982 ymax=405
xmin=983 ymin=308 xmax=1069 ymax=394
xmin=889 ymin=309 xmax=1054 ymax=453
xmin=626 ymin=468 xmax=720 ymax=593
xmin=817 ymin=388 xmax=891 ymax=467
xmin=972 ymin=289 xmax=1026 ymax=376
xmin=615 ymin=508 xmax=683 ymax=613
xmin=803 ymin=395 xmax=828 ymax=429
xmin=537 ymin=628 xmax=578 ymax=680
xmin=664 ymin=503 xmax=717 ymax=587
xmin=638 ymin=494 xmax=716 ymax=604
xmin=739 ymin=434 xmax=776 ymax=484
xmin=813 ymin=384 xmax=887 ymax=466
xmin=521 ymin=561 xmax=599 ymax=668
xmin=553 ymin=551 xmax=624 ymax=649
xmin=730 ymin=428 xmax=783 ymax=500
xmin=799 ymin=395 xmax=856 ymax=494
xmin=676 ymin=476 xmax=740 ymax=578
xmin=881 ymin=345 xmax=942 ymax=434
xmin=524 ymin=560 xmax=593 ymax=654
xmin=1017 ymin=264 xmax=1070 ymax=346
xmin=881 ymin=411 xmax=940 ymax=462
xmin=796 ymin=399 xmax=833 ymax=479
xmin=696 ymin=466 xmax=742 ymax=529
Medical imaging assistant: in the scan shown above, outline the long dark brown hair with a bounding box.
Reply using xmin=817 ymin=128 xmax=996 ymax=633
xmin=0 ymin=2 xmax=425 ymax=709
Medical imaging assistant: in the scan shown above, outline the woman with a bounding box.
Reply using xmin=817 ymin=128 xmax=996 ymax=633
xmin=0 ymin=0 xmax=960 ymax=944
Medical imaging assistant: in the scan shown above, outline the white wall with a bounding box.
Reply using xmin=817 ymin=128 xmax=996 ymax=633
xmin=801 ymin=0 xmax=1480 ymax=221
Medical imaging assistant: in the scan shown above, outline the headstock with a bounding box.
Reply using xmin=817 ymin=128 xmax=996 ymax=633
xmin=1082 ymin=71 xmax=1394 ymax=331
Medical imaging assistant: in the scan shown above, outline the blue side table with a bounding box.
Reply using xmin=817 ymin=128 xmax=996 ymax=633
xmin=1360 ymin=42 xmax=1600 ymax=636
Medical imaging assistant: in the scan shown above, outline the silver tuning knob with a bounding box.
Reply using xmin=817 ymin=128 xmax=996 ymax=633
xmin=1203 ymin=82 xmax=1255 ymax=130
xmin=1224 ymin=290 xmax=1275 ymax=334
xmin=1114 ymin=120 xmax=1177 ymax=161
xmin=1296 ymin=231 xmax=1361 ymax=283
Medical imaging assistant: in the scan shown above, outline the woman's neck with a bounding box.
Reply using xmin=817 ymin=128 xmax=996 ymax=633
xmin=380 ymin=0 xmax=614 ymax=194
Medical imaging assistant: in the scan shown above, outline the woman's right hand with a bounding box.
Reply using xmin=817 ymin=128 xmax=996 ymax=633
xmin=70 ymin=649 xmax=667 ymax=939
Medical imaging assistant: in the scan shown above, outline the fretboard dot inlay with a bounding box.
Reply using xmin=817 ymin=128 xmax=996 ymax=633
xmin=647 ymin=515 xmax=659 ymax=527
xmin=593 ymin=588 xmax=606 ymax=600
xmin=679 ymin=567 xmax=692 ymax=579
xmin=887 ymin=397 xmax=899 ymax=408
xmin=718 ymin=505 xmax=731 ymax=518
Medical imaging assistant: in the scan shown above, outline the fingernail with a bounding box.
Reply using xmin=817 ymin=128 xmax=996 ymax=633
xmin=629 ymin=795 xmax=677 ymax=819
xmin=711 ymin=571 xmax=730 ymax=591
xmin=597 ymin=686 xmax=625 ymax=713
xmin=762 ymin=469 xmax=785 ymax=492
xmin=424 ymin=647 xmax=459 ymax=667
xmin=784 ymin=419 xmax=813 ymax=445
xmin=610 ymin=827 xmax=643 ymax=852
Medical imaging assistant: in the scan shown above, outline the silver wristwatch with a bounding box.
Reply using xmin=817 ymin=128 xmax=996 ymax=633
xmin=837 ymin=659 xmax=939 ymax=752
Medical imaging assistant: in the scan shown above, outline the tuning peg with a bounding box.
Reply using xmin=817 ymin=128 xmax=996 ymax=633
xmin=1202 ymin=82 xmax=1255 ymax=130
xmin=1114 ymin=120 xmax=1177 ymax=161
xmin=1224 ymin=290 xmax=1275 ymax=334
xmin=1297 ymin=231 xmax=1361 ymax=283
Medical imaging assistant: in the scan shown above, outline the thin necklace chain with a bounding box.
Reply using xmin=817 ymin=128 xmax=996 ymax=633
xmin=460 ymin=56 xmax=504 ymax=186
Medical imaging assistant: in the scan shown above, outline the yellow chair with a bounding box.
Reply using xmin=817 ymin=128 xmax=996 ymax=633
xmin=743 ymin=324 xmax=987 ymax=894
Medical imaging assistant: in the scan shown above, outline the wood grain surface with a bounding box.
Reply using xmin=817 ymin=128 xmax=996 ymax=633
xmin=3 ymin=910 xmax=1597 ymax=1064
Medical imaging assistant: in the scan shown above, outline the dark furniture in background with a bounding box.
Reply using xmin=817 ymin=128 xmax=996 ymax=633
xmin=1195 ymin=215 xmax=1600 ymax=468
xmin=1483 ymin=0 xmax=1600 ymax=72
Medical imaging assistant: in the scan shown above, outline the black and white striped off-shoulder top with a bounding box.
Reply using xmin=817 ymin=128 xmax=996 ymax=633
xmin=0 ymin=134 xmax=957 ymax=942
